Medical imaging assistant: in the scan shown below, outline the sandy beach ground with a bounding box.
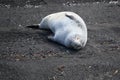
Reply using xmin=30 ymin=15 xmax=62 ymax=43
xmin=0 ymin=0 xmax=120 ymax=80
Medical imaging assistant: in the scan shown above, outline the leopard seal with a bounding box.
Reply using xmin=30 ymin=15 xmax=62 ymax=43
xmin=29 ymin=12 xmax=87 ymax=49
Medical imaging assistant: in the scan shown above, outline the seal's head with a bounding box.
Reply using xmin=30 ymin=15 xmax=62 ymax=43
xmin=69 ymin=34 xmax=84 ymax=49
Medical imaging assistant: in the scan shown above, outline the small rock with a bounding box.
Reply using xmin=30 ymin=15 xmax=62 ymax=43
xmin=57 ymin=65 xmax=65 ymax=72
xmin=88 ymin=66 xmax=92 ymax=69
xmin=16 ymin=58 xmax=20 ymax=61
xmin=109 ymin=1 xmax=118 ymax=4
xmin=49 ymin=76 xmax=56 ymax=80
xmin=113 ymin=70 xmax=119 ymax=75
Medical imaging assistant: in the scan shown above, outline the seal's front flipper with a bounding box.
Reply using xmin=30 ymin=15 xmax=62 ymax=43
xmin=65 ymin=13 xmax=75 ymax=20
xmin=65 ymin=12 xmax=85 ymax=28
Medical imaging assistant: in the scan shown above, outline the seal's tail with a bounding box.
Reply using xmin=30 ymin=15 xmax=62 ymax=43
xmin=26 ymin=24 xmax=39 ymax=29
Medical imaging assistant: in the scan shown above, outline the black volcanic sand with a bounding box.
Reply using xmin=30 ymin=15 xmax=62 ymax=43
xmin=0 ymin=0 xmax=120 ymax=80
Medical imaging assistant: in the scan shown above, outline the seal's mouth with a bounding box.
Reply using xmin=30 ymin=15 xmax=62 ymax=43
xmin=73 ymin=44 xmax=82 ymax=50
xmin=71 ymin=41 xmax=82 ymax=49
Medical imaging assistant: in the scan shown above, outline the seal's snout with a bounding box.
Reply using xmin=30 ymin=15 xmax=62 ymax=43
xmin=70 ymin=34 xmax=84 ymax=49
xmin=73 ymin=43 xmax=83 ymax=50
xmin=73 ymin=45 xmax=82 ymax=50
xmin=71 ymin=40 xmax=83 ymax=50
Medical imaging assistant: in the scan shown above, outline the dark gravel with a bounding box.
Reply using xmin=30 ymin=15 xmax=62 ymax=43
xmin=0 ymin=0 xmax=120 ymax=80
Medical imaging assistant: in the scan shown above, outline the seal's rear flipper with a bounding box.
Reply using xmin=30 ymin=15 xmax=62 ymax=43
xmin=26 ymin=24 xmax=39 ymax=29
xmin=26 ymin=24 xmax=51 ymax=31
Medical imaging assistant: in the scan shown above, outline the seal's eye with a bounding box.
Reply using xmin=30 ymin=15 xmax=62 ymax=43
xmin=76 ymin=37 xmax=80 ymax=40
xmin=74 ymin=34 xmax=80 ymax=40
